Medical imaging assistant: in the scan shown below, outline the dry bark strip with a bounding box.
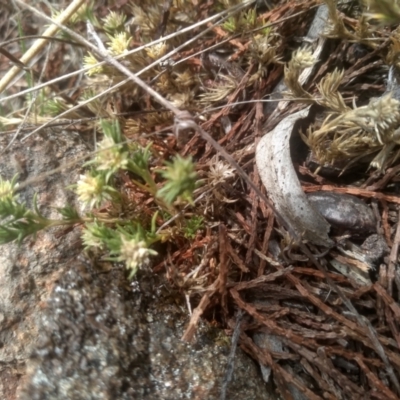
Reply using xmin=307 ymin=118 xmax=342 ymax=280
xmin=256 ymin=107 xmax=333 ymax=247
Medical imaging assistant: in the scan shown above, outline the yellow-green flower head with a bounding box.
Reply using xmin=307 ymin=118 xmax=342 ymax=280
xmin=0 ymin=176 xmax=18 ymax=201
xmin=95 ymin=136 xmax=129 ymax=172
xmin=291 ymin=46 xmax=316 ymax=69
xmin=108 ymin=32 xmax=132 ymax=55
xmin=81 ymin=225 xmax=104 ymax=249
xmin=76 ymin=173 xmax=112 ymax=209
xmin=83 ymin=53 xmax=103 ymax=76
xmin=118 ymin=235 xmax=157 ymax=277
xmin=102 ymin=11 xmax=126 ymax=33
xmin=145 ymin=41 xmax=168 ymax=60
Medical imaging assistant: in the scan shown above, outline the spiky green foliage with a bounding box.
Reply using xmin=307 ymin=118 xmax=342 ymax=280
xmin=0 ymin=175 xmax=81 ymax=244
xmin=82 ymin=217 xmax=159 ymax=278
xmin=157 ymin=155 xmax=197 ymax=205
xmin=364 ymin=0 xmax=400 ymax=25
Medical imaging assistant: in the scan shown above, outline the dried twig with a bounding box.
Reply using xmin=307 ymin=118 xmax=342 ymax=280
xmin=388 ymin=213 xmax=400 ymax=296
xmin=220 ymin=310 xmax=243 ymax=400
xmin=0 ymin=0 xmax=86 ymax=93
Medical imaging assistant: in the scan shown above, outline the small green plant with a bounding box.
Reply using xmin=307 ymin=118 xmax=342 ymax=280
xmin=284 ymin=46 xmax=315 ymax=100
xmin=222 ymin=8 xmax=260 ymax=33
xmin=0 ymin=119 xmax=198 ymax=278
xmin=102 ymin=11 xmax=127 ymax=34
xmin=156 ymin=155 xmax=198 ymax=206
xmin=82 ymin=217 xmax=159 ymax=278
xmin=0 ymin=175 xmax=81 ymax=244
xmin=183 ymin=215 xmax=204 ymax=239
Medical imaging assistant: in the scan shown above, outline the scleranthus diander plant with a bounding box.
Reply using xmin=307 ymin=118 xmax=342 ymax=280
xmin=0 ymin=119 xmax=197 ymax=278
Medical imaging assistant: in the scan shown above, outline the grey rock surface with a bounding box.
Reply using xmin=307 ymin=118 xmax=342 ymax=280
xmin=19 ymin=260 xmax=152 ymax=399
xmin=0 ymin=129 xmax=89 ymax=399
xmin=19 ymin=260 xmax=274 ymax=400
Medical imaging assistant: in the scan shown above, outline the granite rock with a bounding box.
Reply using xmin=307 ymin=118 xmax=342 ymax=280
xmin=19 ymin=260 xmax=274 ymax=400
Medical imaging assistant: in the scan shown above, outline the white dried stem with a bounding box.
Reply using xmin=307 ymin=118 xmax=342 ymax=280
xmin=0 ymin=0 xmax=86 ymax=93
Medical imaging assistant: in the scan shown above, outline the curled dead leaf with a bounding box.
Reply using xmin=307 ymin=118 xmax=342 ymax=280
xmin=256 ymin=107 xmax=333 ymax=247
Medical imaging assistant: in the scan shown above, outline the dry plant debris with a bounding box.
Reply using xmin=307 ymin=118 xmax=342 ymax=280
xmin=3 ymin=0 xmax=400 ymax=398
